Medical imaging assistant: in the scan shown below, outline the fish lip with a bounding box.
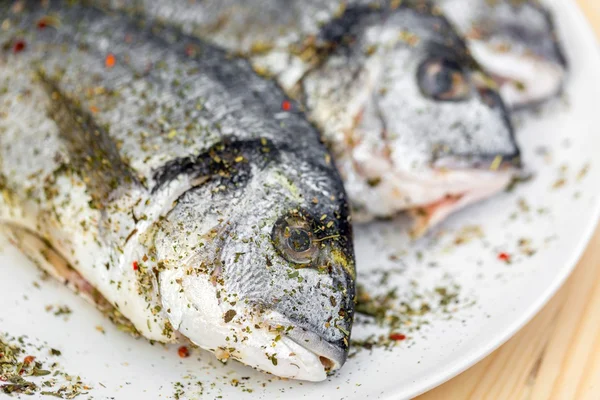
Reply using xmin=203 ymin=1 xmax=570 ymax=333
xmin=410 ymin=166 xmax=516 ymax=227
xmin=264 ymin=312 xmax=348 ymax=372
xmin=282 ymin=327 xmax=347 ymax=373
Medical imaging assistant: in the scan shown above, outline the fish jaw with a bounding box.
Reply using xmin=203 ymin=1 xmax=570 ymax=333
xmin=409 ymin=169 xmax=514 ymax=237
xmin=344 ymin=153 xmax=517 ymax=227
xmin=159 ymin=269 xmax=338 ymax=381
xmin=264 ymin=310 xmax=348 ymax=372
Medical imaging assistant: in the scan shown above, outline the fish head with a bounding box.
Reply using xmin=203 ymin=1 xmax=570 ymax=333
xmin=301 ymin=3 xmax=521 ymax=231
xmin=150 ymin=138 xmax=354 ymax=381
xmin=438 ymin=0 xmax=567 ymax=108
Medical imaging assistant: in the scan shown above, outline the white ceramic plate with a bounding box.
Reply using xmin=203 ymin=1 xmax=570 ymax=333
xmin=1 ymin=1 xmax=599 ymax=399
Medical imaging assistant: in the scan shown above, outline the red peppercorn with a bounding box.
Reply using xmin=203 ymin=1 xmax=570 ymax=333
xmin=389 ymin=333 xmax=406 ymax=341
xmin=12 ymin=40 xmax=26 ymax=54
xmin=132 ymin=261 xmax=139 ymax=271
xmin=281 ymin=100 xmax=291 ymax=111
xmin=178 ymin=346 xmax=190 ymax=358
xmin=498 ymin=252 xmax=511 ymax=262
xmin=105 ymin=53 xmax=116 ymax=68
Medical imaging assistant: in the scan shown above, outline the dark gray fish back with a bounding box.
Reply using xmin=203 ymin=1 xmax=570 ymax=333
xmin=0 ymin=0 xmax=338 ymax=186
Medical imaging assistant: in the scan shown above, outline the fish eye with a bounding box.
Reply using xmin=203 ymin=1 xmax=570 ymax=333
xmin=417 ymin=58 xmax=471 ymax=102
xmin=272 ymin=213 xmax=320 ymax=266
xmin=288 ymin=227 xmax=312 ymax=253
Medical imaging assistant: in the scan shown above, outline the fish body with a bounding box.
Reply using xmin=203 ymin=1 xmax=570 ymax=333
xmin=101 ymin=0 xmax=521 ymax=233
xmin=0 ymin=0 xmax=355 ymax=381
xmin=436 ymin=0 xmax=567 ymax=109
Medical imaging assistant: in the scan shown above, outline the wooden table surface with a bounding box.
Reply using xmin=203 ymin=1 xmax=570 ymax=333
xmin=417 ymin=1 xmax=600 ymax=399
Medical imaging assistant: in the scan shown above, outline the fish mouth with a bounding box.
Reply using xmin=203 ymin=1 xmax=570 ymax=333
xmin=468 ymin=40 xmax=566 ymax=109
xmin=283 ymin=326 xmax=347 ymax=372
xmin=408 ymin=155 xmax=520 ymax=236
xmin=345 ymin=152 xmax=521 ymax=227
xmin=409 ymin=168 xmax=514 ymax=237
xmin=265 ymin=312 xmax=348 ymax=373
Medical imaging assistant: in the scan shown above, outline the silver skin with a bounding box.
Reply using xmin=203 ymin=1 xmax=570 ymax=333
xmin=0 ymin=0 xmax=355 ymax=380
xmin=99 ymin=0 xmax=522 ymax=233
xmin=437 ymin=0 xmax=568 ymax=109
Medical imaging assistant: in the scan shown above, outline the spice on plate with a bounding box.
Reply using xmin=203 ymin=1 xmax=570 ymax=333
xmin=178 ymin=346 xmax=190 ymax=358
xmin=0 ymin=334 xmax=89 ymax=397
xmin=497 ymin=252 xmax=511 ymax=263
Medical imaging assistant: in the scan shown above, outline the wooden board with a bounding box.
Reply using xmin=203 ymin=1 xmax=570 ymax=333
xmin=417 ymin=2 xmax=600 ymax=398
